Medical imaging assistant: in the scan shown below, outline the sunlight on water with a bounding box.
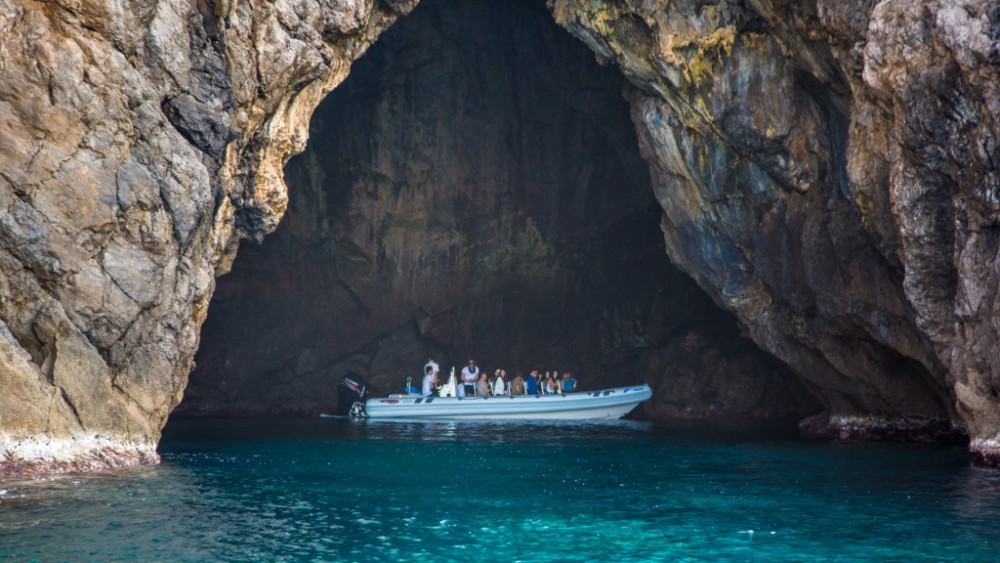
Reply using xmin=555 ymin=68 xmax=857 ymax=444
xmin=2 ymin=418 xmax=999 ymax=562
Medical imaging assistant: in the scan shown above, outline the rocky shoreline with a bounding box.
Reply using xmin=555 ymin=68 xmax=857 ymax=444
xmin=0 ymin=435 xmax=159 ymax=480
xmin=970 ymin=439 xmax=1000 ymax=467
xmin=798 ymin=413 xmax=970 ymax=445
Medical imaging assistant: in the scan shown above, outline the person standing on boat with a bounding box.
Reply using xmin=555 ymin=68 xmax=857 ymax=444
xmin=459 ymin=359 xmax=479 ymax=397
xmin=493 ymin=369 xmax=507 ymax=396
xmin=421 ymin=365 xmax=439 ymax=397
xmin=424 ymin=356 xmax=440 ymax=379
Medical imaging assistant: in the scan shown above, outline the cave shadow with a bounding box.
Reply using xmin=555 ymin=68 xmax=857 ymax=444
xmin=173 ymin=0 xmax=816 ymax=423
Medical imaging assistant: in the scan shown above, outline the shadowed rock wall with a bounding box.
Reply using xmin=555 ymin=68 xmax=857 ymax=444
xmin=182 ymin=0 xmax=813 ymax=420
xmin=550 ymin=0 xmax=998 ymax=454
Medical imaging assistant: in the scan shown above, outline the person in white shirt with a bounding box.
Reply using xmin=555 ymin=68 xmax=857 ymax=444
xmin=492 ymin=369 xmax=506 ymax=396
xmin=424 ymin=356 xmax=440 ymax=379
xmin=459 ymin=359 xmax=479 ymax=398
xmin=421 ymin=365 xmax=438 ymax=396
xmin=545 ymin=373 xmax=559 ymax=394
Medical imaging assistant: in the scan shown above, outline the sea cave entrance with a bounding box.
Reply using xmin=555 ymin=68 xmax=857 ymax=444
xmin=175 ymin=0 xmax=815 ymax=420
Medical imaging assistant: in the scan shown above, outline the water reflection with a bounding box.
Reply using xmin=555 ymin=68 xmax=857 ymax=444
xmin=356 ymin=418 xmax=651 ymax=444
xmin=160 ymin=416 xmax=654 ymax=447
xmin=948 ymin=463 xmax=1000 ymax=530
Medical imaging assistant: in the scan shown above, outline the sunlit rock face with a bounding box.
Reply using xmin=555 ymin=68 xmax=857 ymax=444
xmin=182 ymin=0 xmax=815 ymax=420
xmin=550 ymin=0 xmax=1000 ymax=455
xmin=0 ymin=0 xmax=415 ymax=477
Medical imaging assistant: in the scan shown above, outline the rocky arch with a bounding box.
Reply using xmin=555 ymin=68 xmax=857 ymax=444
xmin=179 ymin=0 xmax=812 ymax=421
xmin=1 ymin=0 xmax=999 ymax=476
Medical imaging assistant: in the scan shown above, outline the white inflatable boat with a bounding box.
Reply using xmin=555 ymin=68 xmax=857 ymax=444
xmin=337 ymin=372 xmax=651 ymax=420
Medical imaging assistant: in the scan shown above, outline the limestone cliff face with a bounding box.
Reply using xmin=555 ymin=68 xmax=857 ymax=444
xmin=2 ymin=0 xmax=999 ymax=476
xmin=550 ymin=0 xmax=1000 ymax=457
xmin=0 ymin=0 xmax=415 ymax=477
xmin=182 ymin=0 xmax=813 ymax=421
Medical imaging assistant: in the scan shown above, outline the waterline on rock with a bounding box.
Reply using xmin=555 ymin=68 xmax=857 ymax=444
xmin=0 ymin=434 xmax=159 ymax=479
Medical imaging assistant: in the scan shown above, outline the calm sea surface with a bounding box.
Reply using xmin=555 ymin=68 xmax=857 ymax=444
xmin=2 ymin=418 xmax=999 ymax=562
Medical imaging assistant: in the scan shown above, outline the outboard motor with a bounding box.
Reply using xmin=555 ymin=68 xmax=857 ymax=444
xmin=337 ymin=372 xmax=369 ymax=418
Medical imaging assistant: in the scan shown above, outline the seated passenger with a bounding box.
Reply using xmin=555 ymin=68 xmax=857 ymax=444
xmin=477 ymin=372 xmax=492 ymax=397
xmin=562 ymin=372 xmax=577 ymax=393
xmin=493 ymin=369 xmax=507 ymax=396
xmin=421 ymin=365 xmax=438 ymax=397
xmin=459 ymin=359 xmax=479 ymax=398
xmin=545 ymin=373 xmax=559 ymax=395
xmin=525 ymin=371 xmax=539 ymax=396
xmin=510 ymin=374 xmax=526 ymax=395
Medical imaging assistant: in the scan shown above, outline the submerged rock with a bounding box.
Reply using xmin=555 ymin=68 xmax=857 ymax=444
xmin=799 ymin=412 xmax=968 ymax=444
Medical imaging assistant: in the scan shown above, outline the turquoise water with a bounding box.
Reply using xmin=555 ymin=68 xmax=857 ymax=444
xmin=2 ymin=418 xmax=999 ymax=562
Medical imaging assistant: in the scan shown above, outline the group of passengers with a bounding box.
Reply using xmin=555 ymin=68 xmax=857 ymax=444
xmin=421 ymin=357 xmax=577 ymax=398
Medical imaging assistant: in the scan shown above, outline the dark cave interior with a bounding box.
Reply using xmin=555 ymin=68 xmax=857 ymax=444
xmin=178 ymin=0 xmax=818 ymax=420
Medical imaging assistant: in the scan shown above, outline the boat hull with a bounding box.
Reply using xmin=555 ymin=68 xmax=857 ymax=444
xmin=363 ymin=385 xmax=652 ymax=420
